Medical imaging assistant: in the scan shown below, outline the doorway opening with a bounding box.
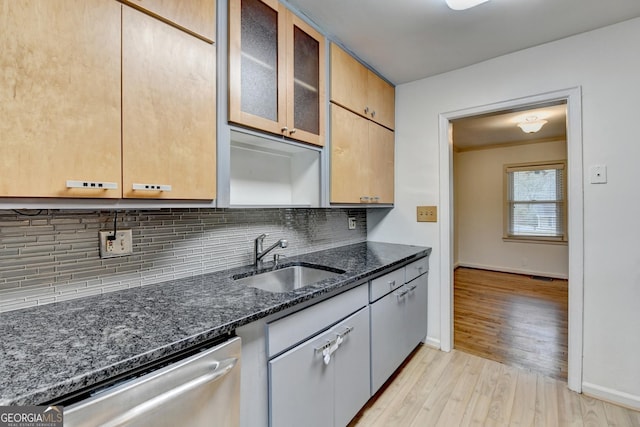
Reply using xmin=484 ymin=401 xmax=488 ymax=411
xmin=438 ymin=88 xmax=584 ymax=392
xmin=452 ymin=102 xmax=568 ymax=380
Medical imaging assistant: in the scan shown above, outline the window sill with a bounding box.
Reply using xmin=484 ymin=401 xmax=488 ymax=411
xmin=503 ymin=236 xmax=568 ymax=245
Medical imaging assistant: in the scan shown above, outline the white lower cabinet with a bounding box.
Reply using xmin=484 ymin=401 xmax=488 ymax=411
xmin=370 ymin=260 xmax=429 ymax=394
xmin=370 ymin=286 xmax=409 ymax=393
xmin=405 ymin=273 xmax=429 ymax=352
xmin=269 ymin=307 xmax=370 ymax=427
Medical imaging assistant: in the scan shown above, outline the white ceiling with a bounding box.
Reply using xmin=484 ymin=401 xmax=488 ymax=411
xmin=287 ymin=0 xmax=640 ymax=84
xmin=452 ymin=103 xmax=567 ymax=150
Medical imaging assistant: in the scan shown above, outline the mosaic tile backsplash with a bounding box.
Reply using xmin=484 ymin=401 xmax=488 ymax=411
xmin=0 ymin=208 xmax=367 ymax=312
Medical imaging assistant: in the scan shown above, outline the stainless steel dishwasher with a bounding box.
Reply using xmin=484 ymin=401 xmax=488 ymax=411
xmin=63 ymin=336 xmax=241 ymax=427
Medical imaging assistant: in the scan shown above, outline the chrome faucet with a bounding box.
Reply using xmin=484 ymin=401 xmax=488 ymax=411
xmin=254 ymin=234 xmax=288 ymax=267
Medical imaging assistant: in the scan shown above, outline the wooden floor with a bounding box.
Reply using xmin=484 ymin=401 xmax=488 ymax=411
xmin=454 ymin=267 xmax=568 ymax=380
xmin=349 ymin=346 xmax=640 ymax=426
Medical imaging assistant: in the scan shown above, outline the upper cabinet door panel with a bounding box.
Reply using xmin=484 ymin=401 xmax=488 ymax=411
xmin=330 ymin=43 xmax=367 ymax=116
xmin=330 ymin=104 xmax=369 ymax=204
xmin=368 ymin=122 xmax=395 ymax=204
xmin=286 ymin=12 xmax=325 ymax=146
xmin=229 ymin=0 xmax=286 ymax=135
xmin=121 ymin=0 xmax=216 ymax=42
xmin=0 ymin=0 xmax=121 ymax=198
xmin=122 ymin=6 xmax=216 ymax=200
xmin=229 ymin=0 xmax=324 ymax=146
xmin=367 ymin=70 xmax=395 ymax=130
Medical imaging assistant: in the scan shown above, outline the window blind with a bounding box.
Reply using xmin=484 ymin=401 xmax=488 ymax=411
xmin=506 ymin=163 xmax=565 ymax=238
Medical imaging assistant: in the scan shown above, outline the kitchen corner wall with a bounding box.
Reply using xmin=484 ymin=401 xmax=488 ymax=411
xmin=0 ymin=208 xmax=366 ymax=313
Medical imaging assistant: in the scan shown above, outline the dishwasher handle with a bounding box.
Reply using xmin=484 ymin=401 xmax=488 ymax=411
xmin=100 ymin=356 xmax=238 ymax=427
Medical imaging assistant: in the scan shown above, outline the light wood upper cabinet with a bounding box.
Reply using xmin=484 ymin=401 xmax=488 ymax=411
xmin=330 ymin=43 xmax=395 ymax=130
xmin=330 ymin=104 xmax=394 ymax=204
xmin=330 ymin=104 xmax=369 ymax=203
xmin=0 ymin=0 xmax=122 ymax=198
xmin=368 ymin=121 xmax=395 ymax=204
xmin=367 ymin=70 xmax=395 ymax=131
xmin=122 ymin=6 xmax=216 ymax=200
xmin=120 ymin=0 xmax=216 ymax=42
xmin=229 ymin=0 xmax=325 ymax=146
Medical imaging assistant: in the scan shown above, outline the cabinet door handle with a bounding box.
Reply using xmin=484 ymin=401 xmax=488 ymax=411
xmin=314 ymin=337 xmax=337 ymax=353
xmin=364 ymin=107 xmax=370 ymax=114
xmin=371 ymin=196 xmax=380 ymax=202
xmin=281 ymin=126 xmax=288 ymax=133
xmin=336 ymin=326 xmax=354 ymax=340
xmin=394 ymin=287 xmax=409 ymax=298
xmin=408 ymin=284 xmax=418 ymax=292
xmin=360 ymin=196 xmax=370 ymax=202
xmin=289 ymin=128 xmax=297 ymax=135
xmin=388 ymin=280 xmax=396 ymax=289
xmin=132 ymin=183 xmax=172 ymax=192
xmin=66 ymin=180 xmax=118 ymax=190
xmin=371 ymin=110 xmax=376 ymax=118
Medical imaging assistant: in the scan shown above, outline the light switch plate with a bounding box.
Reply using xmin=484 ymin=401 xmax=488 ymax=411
xmin=417 ymin=206 xmax=437 ymax=222
xmin=589 ymin=165 xmax=607 ymax=184
xmin=99 ymin=229 xmax=133 ymax=258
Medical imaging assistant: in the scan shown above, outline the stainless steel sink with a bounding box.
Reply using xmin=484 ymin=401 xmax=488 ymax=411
xmin=234 ymin=265 xmax=344 ymax=293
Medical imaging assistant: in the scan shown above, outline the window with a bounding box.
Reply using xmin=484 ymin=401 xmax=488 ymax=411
xmin=504 ymin=161 xmax=566 ymax=242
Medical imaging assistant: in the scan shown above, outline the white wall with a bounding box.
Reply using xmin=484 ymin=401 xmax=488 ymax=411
xmin=368 ymin=17 xmax=640 ymax=407
xmin=454 ymin=140 xmax=568 ymax=278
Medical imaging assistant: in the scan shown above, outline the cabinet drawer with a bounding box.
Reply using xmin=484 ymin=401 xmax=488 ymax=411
xmin=267 ymin=284 xmax=368 ymax=358
xmin=370 ymin=267 xmax=404 ymax=302
xmin=405 ymin=257 xmax=429 ymax=283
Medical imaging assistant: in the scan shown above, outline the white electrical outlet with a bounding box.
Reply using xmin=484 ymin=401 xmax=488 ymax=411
xmin=348 ymin=217 xmax=356 ymax=230
xmin=99 ymin=229 xmax=133 ymax=258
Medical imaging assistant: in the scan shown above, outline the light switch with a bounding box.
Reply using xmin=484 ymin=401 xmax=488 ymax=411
xmin=589 ymin=165 xmax=607 ymax=184
xmin=417 ymin=206 xmax=437 ymax=222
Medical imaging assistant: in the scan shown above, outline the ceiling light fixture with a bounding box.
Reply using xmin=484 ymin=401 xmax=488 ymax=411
xmin=517 ymin=116 xmax=548 ymax=133
xmin=445 ymin=0 xmax=490 ymax=11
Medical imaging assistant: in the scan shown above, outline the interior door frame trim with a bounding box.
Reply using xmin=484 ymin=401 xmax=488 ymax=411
xmin=438 ymin=87 xmax=584 ymax=392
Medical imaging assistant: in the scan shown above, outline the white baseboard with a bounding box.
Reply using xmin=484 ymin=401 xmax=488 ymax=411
xmin=582 ymin=382 xmax=640 ymax=411
xmin=457 ymin=262 xmax=568 ymax=280
xmin=424 ymin=336 xmax=441 ymax=350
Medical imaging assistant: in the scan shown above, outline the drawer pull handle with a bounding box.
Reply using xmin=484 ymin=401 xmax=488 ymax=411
xmin=66 ymin=180 xmax=117 ymax=190
xmin=388 ymin=280 xmax=396 ymax=289
xmin=132 ymin=183 xmax=172 ymax=192
xmin=408 ymin=284 xmax=418 ymax=292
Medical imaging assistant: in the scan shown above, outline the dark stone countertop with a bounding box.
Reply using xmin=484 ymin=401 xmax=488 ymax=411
xmin=0 ymin=241 xmax=430 ymax=406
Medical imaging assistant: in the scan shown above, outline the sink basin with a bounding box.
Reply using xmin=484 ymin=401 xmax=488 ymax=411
xmin=234 ymin=264 xmax=345 ymax=293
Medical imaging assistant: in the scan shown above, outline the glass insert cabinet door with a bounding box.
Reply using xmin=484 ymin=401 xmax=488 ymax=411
xmin=228 ymin=0 xmax=325 ymax=146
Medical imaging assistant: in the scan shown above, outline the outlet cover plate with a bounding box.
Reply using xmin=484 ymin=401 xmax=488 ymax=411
xmin=417 ymin=206 xmax=437 ymax=222
xmin=99 ymin=229 xmax=133 ymax=258
xmin=348 ymin=217 xmax=356 ymax=230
